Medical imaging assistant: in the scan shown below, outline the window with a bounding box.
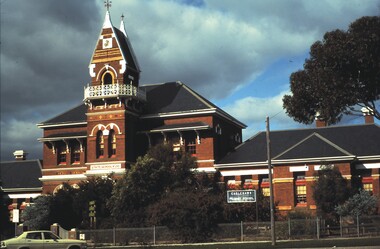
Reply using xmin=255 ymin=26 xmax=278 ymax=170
xmin=58 ymin=145 xmax=67 ymax=165
xmin=184 ymin=135 xmax=197 ymax=155
xmin=103 ymin=72 xmax=113 ymax=85
xmin=295 ymin=172 xmax=307 ymax=205
xmin=363 ymin=183 xmax=373 ymax=194
xmin=96 ymin=130 xmax=104 ymax=158
xmin=71 ymin=144 xmax=81 ymax=164
xmin=262 ymin=187 xmax=270 ymax=197
xmin=26 ymin=232 xmax=42 ymax=240
xmin=260 ymin=176 xmax=270 ymax=197
xmin=296 ymin=185 xmax=307 ymax=204
xmin=108 ymin=130 xmax=116 ymax=157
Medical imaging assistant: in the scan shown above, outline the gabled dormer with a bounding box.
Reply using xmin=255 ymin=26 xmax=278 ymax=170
xmin=84 ymin=10 xmax=144 ymax=104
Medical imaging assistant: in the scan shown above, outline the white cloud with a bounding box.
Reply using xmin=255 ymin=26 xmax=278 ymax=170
xmin=223 ymin=91 xmax=307 ymax=139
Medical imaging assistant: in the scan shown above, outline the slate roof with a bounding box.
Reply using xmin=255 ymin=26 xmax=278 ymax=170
xmin=38 ymin=104 xmax=87 ymax=126
xmin=217 ymin=124 xmax=380 ymax=166
xmin=38 ymin=82 xmax=245 ymax=128
xmin=0 ymin=160 xmax=42 ymax=191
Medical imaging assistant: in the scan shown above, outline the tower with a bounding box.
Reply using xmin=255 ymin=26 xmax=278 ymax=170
xmin=83 ymin=8 xmax=145 ymax=173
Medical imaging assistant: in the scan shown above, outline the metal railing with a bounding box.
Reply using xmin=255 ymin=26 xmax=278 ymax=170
xmin=77 ymin=215 xmax=380 ymax=246
xmin=84 ymin=84 xmax=146 ymax=102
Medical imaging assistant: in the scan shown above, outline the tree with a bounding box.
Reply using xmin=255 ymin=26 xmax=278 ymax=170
xmin=50 ymin=183 xmax=81 ymax=230
xmin=283 ymin=16 xmax=380 ymax=125
xmin=335 ymin=189 xmax=378 ymax=217
xmin=148 ymin=186 xmax=223 ymax=243
xmin=107 ymin=144 xmax=197 ymax=226
xmin=312 ymin=165 xmax=350 ymax=220
xmin=22 ymin=195 xmax=53 ymax=230
xmin=73 ymin=176 xmax=114 ymax=229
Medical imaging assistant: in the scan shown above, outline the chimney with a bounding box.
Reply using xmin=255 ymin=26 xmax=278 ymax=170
xmin=13 ymin=150 xmax=28 ymax=160
xmin=361 ymin=107 xmax=374 ymax=124
xmin=315 ymin=112 xmax=327 ymax=128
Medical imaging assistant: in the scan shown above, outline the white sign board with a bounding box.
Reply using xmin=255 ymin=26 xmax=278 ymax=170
xmin=227 ymin=190 xmax=256 ymax=203
xmin=12 ymin=209 xmax=19 ymax=223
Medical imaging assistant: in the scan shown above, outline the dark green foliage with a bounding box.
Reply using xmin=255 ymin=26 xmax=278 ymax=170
xmin=336 ymin=189 xmax=378 ymax=216
xmin=312 ymin=165 xmax=350 ymax=220
xmin=148 ymin=186 xmax=223 ymax=243
xmin=283 ymin=16 xmax=380 ymax=124
xmin=107 ymin=144 xmax=198 ymax=227
xmin=73 ymin=176 xmax=114 ymax=228
xmin=22 ymin=195 xmax=53 ymax=230
xmin=223 ymin=190 xmax=271 ymax=222
xmin=50 ymin=183 xmax=81 ymax=230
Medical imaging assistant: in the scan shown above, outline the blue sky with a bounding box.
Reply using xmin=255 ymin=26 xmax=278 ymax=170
xmin=1 ymin=0 xmax=379 ymax=160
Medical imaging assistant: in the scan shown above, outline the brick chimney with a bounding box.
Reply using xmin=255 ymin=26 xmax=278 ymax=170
xmin=315 ymin=112 xmax=326 ymax=128
xmin=361 ymin=107 xmax=374 ymax=124
xmin=13 ymin=150 xmax=28 ymax=160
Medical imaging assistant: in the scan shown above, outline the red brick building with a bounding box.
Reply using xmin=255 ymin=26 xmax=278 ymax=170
xmin=216 ymin=114 xmax=380 ymax=215
xmin=37 ymin=10 xmax=246 ymax=194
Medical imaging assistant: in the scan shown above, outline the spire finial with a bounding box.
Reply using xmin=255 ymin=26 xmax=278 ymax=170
xmin=104 ymin=0 xmax=112 ymax=11
xmin=121 ymin=13 xmax=125 ymax=20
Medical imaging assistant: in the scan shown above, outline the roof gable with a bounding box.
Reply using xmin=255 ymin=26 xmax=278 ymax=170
xmin=273 ymin=133 xmax=353 ymax=161
xmin=218 ymin=124 xmax=380 ymax=165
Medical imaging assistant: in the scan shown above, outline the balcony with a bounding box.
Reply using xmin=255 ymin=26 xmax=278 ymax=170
xmin=84 ymin=83 xmax=146 ymax=102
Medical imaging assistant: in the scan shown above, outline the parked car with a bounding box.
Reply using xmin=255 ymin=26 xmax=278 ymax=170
xmin=0 ymin=230 xmax=87 ymax=249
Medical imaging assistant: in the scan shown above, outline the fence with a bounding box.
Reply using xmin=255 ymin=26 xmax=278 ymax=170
xmin=78 ymin=215 xmax=380 ymax=246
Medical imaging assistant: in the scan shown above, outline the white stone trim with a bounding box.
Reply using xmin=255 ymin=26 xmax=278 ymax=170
xmin=221 ymin=169 xmax=271 ymax=176
xmin=289 ymin=165 xmax=309 ymax=172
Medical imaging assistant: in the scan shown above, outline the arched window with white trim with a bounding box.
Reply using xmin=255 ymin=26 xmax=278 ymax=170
xmin=96 ymin=130 xmax=104 ymax=158
xmin=108 ymin=129 xmax=116 ymax=157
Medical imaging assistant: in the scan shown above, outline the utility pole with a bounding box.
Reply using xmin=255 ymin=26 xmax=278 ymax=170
xmin=266 ymin=116 xmax=276 ymax=245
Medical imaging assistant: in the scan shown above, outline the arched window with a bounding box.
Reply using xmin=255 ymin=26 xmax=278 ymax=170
xmin=57 ymin=144 xmax=67 ymax=165
xmin=96 ymin=130 xmax=104 ymax=158
xmin=108 ymin=130 xmax=116 ymax=157
xmin=71 ymin=143 xmax=81 ymax=164
xmin=103 ymin=72 xmax=113 ymax=85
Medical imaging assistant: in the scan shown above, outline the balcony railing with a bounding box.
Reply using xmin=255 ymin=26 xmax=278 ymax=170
xmin=84 ymin=83 xmax=146 ymax=102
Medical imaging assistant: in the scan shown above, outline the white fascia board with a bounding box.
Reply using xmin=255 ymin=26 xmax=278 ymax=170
xmin=38 ymin=135 xmax=87 ymax=142
xmin=37 ymin=122 xmax=87 ymax=129
xmin=148 ymin=125 xmax=210 ymax=133
xmin=355 ymin=163 xmax=380 ymax=169
xmin=220 ymin=169 xmax=271 ymax=176
xmin=214 ymin=161 xmax=268 ymax=169
xmin=42 ymin=167 xmax=87 ymax=172
xmin=85 ymin=161 xmax=126 ymax=166
xmin=2 ymin=188 xmax=42 ymax=193
xmin=85 ymin=169 xmax=126 ymax=176
xmin=39 ymin=174 xmax=87 ymax=182
xmin=356 ymin=155 xmax=380 ymax=161
xmin=272 ymin=156 xmax=355 ymax=164
xmin=289 ymin=165 xmax=309 ymax=172
xmin=191 ymin=167 xmax=216 ymax=173
xmin=7 ymin=193 xmax=42 ymax=199
xmin=140 ymin=109 xmax=217 ymax=119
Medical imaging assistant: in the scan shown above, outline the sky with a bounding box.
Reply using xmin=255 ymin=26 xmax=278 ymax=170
xmin=1 ymin=0 xmax=380 ymax=161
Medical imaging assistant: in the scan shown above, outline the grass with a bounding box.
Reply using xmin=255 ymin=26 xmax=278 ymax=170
xmin=99 ymin=236 xmax=380 ymax=248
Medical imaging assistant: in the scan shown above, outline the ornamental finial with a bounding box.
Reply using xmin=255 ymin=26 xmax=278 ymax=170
xmin=104 ymin=0 xmax=112 ymax=11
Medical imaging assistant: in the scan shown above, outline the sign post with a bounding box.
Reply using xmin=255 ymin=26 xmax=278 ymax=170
xmin=227 ymin=190 xmax=256 ymax=203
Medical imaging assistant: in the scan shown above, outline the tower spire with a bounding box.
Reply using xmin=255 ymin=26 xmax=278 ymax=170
xmin=104 ymin=0 xmax=112 ymax=11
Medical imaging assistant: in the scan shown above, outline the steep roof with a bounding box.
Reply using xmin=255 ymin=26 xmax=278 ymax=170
xmin=217 ymin=124 xmax=380 ymax=166
xmin=38 ymin=82 xmax=246 ymax=129
xmin=0 ymin=160 xmax=42 ymax=190
xmin=37 ymin=104 xmax=87 ymax=127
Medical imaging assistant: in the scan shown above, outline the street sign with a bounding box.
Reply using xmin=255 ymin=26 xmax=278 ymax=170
xmin=227 ymin=190 xmax=256 ymax=203
xmin=12 ymin=209 xmax=19 ymax=223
